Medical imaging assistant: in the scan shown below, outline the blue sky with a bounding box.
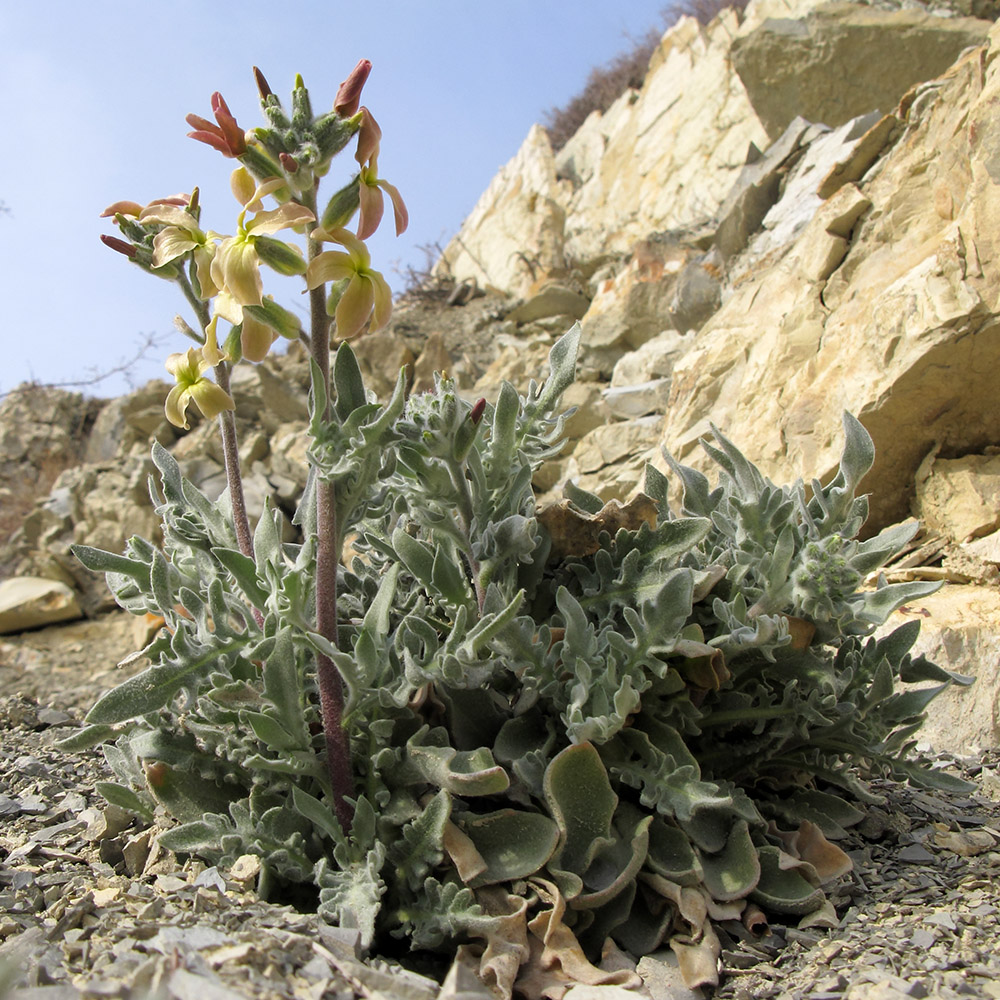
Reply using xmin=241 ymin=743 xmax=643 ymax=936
xmin=1 ymin=1 xmax=672 ymax=398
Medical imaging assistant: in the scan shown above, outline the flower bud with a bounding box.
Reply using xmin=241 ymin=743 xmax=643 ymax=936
xmin=334 ymin=59 xmax=372 ymax=117
xmin=253 ymin=235 xmax=307 ymax=276
xmin=100 ymin=234 xmax=137 ymax=259
xmin=187 ymin=91 xmax=247 ymax=157
xmin=291 ymin=73 xmax=313 ymax=129
xmin=313 ymin=112 xmax=358 ymax=162
xmin=231 ymin=167 xmax=257 ymax=207
xmin=279 ymin=152 xmax=299 ymax=174
xmin=212 ymin=92 xmax=246 ymax=155
xmin=253 ymin=66 xmax=273 ymax=100
xmin=320 ymin=176 xmax=361 ymax=230
xmin=244 ymin=297 xmax=303 ymax=340
xmin=240 ymin=136 xmax=285 ymax=183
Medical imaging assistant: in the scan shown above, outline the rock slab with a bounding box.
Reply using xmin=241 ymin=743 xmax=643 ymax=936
xmin=0 ymin=577 xmax=82 ymax=634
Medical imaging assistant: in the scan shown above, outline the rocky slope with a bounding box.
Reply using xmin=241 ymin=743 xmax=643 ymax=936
xmin=3 ymin=2 xmax=1000 ymax=997
xmin=3 ymin=0 xmax=998 ymax=760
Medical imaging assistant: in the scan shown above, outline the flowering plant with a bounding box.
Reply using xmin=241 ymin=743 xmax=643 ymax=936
xmin=69 ymin=68 xmax=971 ymax=996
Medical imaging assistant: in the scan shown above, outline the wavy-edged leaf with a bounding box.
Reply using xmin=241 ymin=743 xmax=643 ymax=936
xmin=463 ymin=809 xmax=559 ymax=887
xmin=544 ymin=742 xmax=617 ymax=891
xmin=86 ymin=623 xmax=252 ymax=724
xmin=750 ymin=846 xmax=824 ymax=916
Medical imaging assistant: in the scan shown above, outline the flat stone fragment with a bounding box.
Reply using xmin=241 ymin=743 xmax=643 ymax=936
xmin=0 ymin=578 xmax=81 ymax=635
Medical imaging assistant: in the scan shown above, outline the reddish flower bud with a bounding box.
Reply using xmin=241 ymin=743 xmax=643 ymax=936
xmin=212 ymin=92 xmax=246 ymax=155
xmin=334 ymin=59 xmax=372 ymax=117
xmin=100 ymin=234 xmax=138 ymax=259
xmin=186 ymin=92 xmax=246 ymax=157
xmin=253 ymin=66 xmax=273 ymax=100
xmin=279 ymin=152 xmax=299 ymax=173
xmin=470 ymin=398 xmax=487 ymax=425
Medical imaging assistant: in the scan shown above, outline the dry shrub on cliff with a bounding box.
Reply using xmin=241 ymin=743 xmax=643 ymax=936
xmin=543 ymin=0 xmax=750 ymax=152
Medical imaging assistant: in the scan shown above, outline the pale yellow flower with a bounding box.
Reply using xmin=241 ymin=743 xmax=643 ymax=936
xmin=139 ymin=202 xmax=220 ymax=299
xmin=164 ymin=348 xmax=235 ymax=429
xmin=211 ymin=202 xmax=314 ymax=307
xmin=305 ymin=228 xmax=391 ymax=340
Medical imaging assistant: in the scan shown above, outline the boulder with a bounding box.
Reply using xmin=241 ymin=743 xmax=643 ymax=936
xmin=731 ymin=1 xmax=991 ymax=140
xmin=0 ymin=577 xmax=82 ymax=634
xmin=562 ymin=416 xmax=663 ymax=501
xmin=506 ymin=283 xmax=591 ymax=325
xmin=610 ymin=331 xmax=691 ymax=387
xmin=878 ymin=586 xmax=1000 ymax=755
xmin=580 ymin=242 xmax=719 ymax=361
xmin=914 ymin=451 xmax=1000 ymax=542
xmin=602 ymin=380 xmax=672 ymax=420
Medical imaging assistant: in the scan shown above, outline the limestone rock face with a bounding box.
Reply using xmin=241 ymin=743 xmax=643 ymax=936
xmin=433 ymin=125 xmax=567 ymax=298
xmin=560 ymin=10 xmax=770 ymax=264
xmin=731 ymin=2 xmax=991 ymax=140
xmin=83 ymin=381 xmax=178 ymax=462
xmin=0 ymin=386 xmax=103 ymax=545
xmin=659 ymin=29 xmax=1000 ymax=531
xmin=435 ymin=10 xmax=772 ymax=296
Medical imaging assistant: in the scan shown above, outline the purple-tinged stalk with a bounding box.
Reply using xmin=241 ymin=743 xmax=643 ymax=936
xmin=301 ymin=182 xmax=354 ymax=833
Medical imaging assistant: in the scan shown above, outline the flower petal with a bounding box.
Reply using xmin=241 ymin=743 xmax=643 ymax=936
xmin=335 ymin=275 xmax=375 ymax=340
xmin=231 ymin=166 xmax=257 ymax=207
xmin=187 ymin=129 xmax=233 ymax=155
xmin=246 ymin=177 xmax=288 ymax=213
xmin=164 ymin=383 xmax=192 ymax=429
xmin=214 ymin=289 xmax=244 ymax=325
xmin=139 ymin=205 xmax=199 ymax=230
xmin=378 ymin=178 xmax=408 ymax=236
xmin=326 ymin=227 xmax=371 ymax=267
xmin=101 ymin=200 xmax=143 ymax=218
xmin=189 ymin=378 xmax=236 ymax=421
xmin=216 ymin=237 xmax=263 ymax=306
xmin=354 ymin=108 xmax=382 ymax=166
xmin=202 ymin=316 xmax=229 ymax=367
xmin=306 ymin=251 xmax=356 ymax=288
xmin=240 ymin=313 xmax=279 ymax=362
xmin=370 ymin=270 xmax=393 ymax=332
xmin=357 ymin=182 xmax=384 ymax=241
xmin=248 ymin=203 xmax=315 ymax=236
xmin=193 ymin=245 xmax=219 ymax=299
xmin=152 ymin=228 xmax=198 ymax=267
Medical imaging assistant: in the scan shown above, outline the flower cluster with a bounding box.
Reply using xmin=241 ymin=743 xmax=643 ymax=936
xmin=101 ymin=64 xmax=407 ymax=428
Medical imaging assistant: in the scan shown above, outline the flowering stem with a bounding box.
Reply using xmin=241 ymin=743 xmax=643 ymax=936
xmin=214 ymin=367 xmax=255 ymax=560
xmin=303 ymin=186 xmax=354 ymax=832
xmin=180 ymin=282 xmax=256 ymax=565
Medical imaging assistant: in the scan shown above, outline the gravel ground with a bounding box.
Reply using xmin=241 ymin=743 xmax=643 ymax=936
xmin=1 ymin=614 xmax=999 ymax=1000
